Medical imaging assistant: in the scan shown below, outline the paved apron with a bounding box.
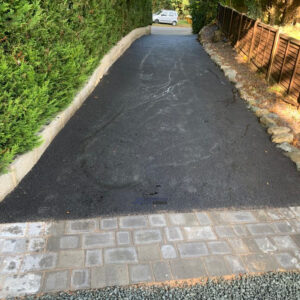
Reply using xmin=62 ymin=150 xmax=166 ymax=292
xmin=1 ymin=208 xmax=300 ymax=298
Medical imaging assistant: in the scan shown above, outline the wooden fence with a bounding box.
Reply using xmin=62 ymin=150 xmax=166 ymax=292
xmin=217 ymin=4 xmax=300 ymax=105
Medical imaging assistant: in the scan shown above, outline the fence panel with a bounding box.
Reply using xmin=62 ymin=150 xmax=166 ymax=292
xmin=216 ymin=4 xmax=300 ymax=104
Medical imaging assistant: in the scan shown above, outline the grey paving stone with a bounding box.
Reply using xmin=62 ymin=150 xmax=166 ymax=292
xmin=47 ymin=236 xmax=80 ymax=251
xmin=196 ymin=212 xmax=212 ymax=225
xmin=138 ymin=244 xmax=161 ymax=261
xmin=27 ymin=223 xmax=45 ymax=237
xmin=165 ymin=227 xmax=183 ymax=242
xmin=242 ymin=254 xmax=279 ymax=272
xmin=91 ymin=265 xmax=129 ymax=288
xmin=71 ymin=269 xmax=90 ymax=290
xmin=43 ymin=270 xmax=69 ymax=292
xmin=168 ymin=213 xmax=198 ymax=226
xmin=209 ymin=212 xmax=226 ymax=225
xmin=266 ymin=209 xmax=284 ymax=220
xmin=83 ymin=232 xmax=115 ymax=249
xmin=149 ymin=214 xmax=167 ymax=227
xmin=85 ymin=249 xmax=103 ymax=267
xmin=272 ymin=236 xmax=298 ymax=250
xmin=161 ymin=245 xmax=177 ymax=259
xmin=45 ymin=221 xmax=65 ymax=236
xmin=130 ymin=264 xmax=153 ymax=283
xmin=28 ymin=238 xmax=46 ymax=252
xmin=273 ymin=221 xmax=295 ymax=234
xmin=207 ymin=241 xmax=231 ymax=255
xmin=225 ymin=255 xmax=246 ymax=274
xmin=290 ymin=207 xmax=300 ymax=218
xmin=3 ymin=273 xmax=42 ymax=297
xmin=21 ymin=253 xmax=57 ymax=272
xmin=215 ymin=225 xmax=236 ymax=238
xmin=1 ymin=255 xmax=22 ymax=274
xmin=278 ymin=208 xmax=295 ymax=219
xmin=228 ymin=238 xmax=249 ymax=254
xmin=134 ymin=229 xmax=162 ymax=244
xmin=170 ymin=259 xmax=207 ymax=279
xmin=291 ymin=233 xmax=300 ymax=247
xmin=275 ymin=253 xmax=299 ymax=269
xmin=204 ymin=256 xmax=230 ymax=276
xmin=223 ymin=211 xmax=257 ymax=224
xmin=58 ymin=250 xmax=84 ymax=268
xmin=252 ymin=210 xmax=272 ymax=222
xmin=101 ymin=218 xmax=118 ymax=230
xmin=60 ymin=235 xmax=80 ymax=249
xmin=1 ymin=238 xmax=28 ymax=254
xmin=117 ymin=232 xmax=130 ymax=245
xmin=184 ymin=226 xmax=216 ymax=241
xmin=290 ymin=220 xmax=300 ymax=233
xmin=247 ymin=223 xmax=275 ymax=236
xmin=65 ymin=220 xmax=96 ymax=234
xmin=232 ymin=225 xmax=249 ymax=237
xmin=0 ymin=223 xmax=27 ymax=238
xmin=119 ymin=216 xmax=147 ymax=229
xmin=104 ymin=247 xmax=138 ymax=264
xmin=178 ymin=242 xmax=208 ymax=258
xmin=254 ymin=237 xmax=277 ymax=253
xmin=243 ymin=238 xmax=261 ymax=253
xmin=152 ymin=261 xmax=172 ymax=281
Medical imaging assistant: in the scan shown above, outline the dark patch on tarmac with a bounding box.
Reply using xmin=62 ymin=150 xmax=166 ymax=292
xmin=1 ymin=30 xmax=299 ymax=222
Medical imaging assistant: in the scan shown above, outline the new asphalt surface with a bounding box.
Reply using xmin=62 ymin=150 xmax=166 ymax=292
xmin=1 ymin=26 xmax=299 ymax=222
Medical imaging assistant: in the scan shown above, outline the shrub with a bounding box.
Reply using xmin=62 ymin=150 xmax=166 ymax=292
xmin=0 ymin=0 xmax=152 ymax=173
xmin=189 ymin=0 xmax=219 ymax=34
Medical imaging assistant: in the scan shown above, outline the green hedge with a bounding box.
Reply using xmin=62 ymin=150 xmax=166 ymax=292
xmin=0 ymin=0 xmax=152 ymax=173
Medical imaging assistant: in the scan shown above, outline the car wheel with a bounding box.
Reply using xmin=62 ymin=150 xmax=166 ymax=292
xmin=172 ymin=21 xmax=177 ymax=26
xmin=155 ymin=19 xmax=159 ymax=24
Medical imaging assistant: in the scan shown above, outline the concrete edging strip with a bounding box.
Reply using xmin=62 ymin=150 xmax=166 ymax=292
xmin=0 ymin=25 xmax=151 ymax=202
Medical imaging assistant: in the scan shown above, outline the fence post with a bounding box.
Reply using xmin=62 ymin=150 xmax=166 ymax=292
xmin=222 ymin=6 xmax=226 ymax=32
xmin=217 ymin=3 xmax=220 ymax=27
xmin=228 ymin=8 xmax=234 ymax=39
xmin=267 ymin=28 xmax=281 ymax=82
xmin=235 ymin=13 xmax=245 ymax=49
xmin=248 ymin=19 xmax=259 ymax=63
xmin=287 ymin=46 xmax=300 ymax=94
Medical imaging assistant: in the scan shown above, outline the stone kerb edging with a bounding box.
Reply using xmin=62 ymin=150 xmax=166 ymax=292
xmin=198 ymin=26 xmax=300 ymax=172
xmin=0 ymin=26 xmax=151 ymax=202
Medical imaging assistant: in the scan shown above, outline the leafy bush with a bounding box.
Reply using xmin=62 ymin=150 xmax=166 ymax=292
xmin=189 ymin=0 xmax=219 ymax=33
xmin=0 ymin=0 xmax=152 ymax=173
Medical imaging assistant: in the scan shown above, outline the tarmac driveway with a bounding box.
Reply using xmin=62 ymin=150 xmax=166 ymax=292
xmin=1 ymin=27 xmax=299 ymax=222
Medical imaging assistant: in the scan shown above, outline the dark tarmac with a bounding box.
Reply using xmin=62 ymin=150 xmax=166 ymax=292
xmin=1 ymin=27 xmax=299 ymax=222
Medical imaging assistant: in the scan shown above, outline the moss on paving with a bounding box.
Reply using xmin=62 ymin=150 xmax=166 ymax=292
xmin=20 ymin=272 xmax=300 ymax=300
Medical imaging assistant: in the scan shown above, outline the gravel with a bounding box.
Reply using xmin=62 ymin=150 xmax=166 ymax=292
xmin=17 ymin=272 xmax=300 ymax=300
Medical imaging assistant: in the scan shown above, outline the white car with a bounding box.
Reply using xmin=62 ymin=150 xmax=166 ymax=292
xmin=152 ymin=10 xmax=178 ymax=26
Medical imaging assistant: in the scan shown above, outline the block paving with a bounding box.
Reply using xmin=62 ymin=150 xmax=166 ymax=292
xmin=0 ymin=207 xmax=300 ymax=298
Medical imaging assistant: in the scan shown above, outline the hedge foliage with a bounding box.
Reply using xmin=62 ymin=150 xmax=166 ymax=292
xmin=0 ymin=0 xmax=152 ymax=173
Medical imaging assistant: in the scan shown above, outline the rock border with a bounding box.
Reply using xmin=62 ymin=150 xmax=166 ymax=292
xmin=0 ymin=26 xmax=151 ymax=202
xmin=199 ymin=25 xmax=300 ymax=173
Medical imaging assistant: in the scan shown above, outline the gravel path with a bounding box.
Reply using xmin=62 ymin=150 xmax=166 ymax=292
xmin=20 ymin=272 xmax=300 ymax=300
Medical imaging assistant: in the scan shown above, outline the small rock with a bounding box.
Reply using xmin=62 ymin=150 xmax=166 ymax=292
xmin=254 ymin=108 xmax=269 ymax=117
xmin=276 ymin=142 xmax=298 ymax=152
xmin=271 ymin=132 xmax=294 ymax=144
xmin=212 ymin=30 xmax=222 ymax=43
xmin=267 ymin=126 xmax=291 ymax=135
xmin=260 ymin=115 xmax=277 ymax=127
xmin=235 ymin=82 xmax=243 ymax=89
xmin=286 ymin=151 xmax=300 ymax=163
